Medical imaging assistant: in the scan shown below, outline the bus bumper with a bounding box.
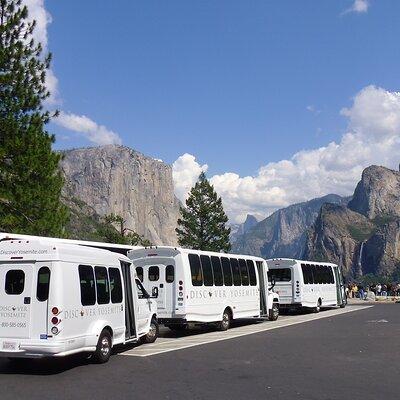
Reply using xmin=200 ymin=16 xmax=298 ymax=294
xmin=0 ymin=338 xmax=96 ymax=358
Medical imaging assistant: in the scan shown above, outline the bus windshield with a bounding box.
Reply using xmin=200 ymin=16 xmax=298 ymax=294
xmin=269 ymin=268 xmax=291 ymax=282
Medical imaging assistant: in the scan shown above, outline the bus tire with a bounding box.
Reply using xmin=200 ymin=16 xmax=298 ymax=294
xmin=269 ymin=302 xmax=279 ymax=321
xmin=314 ymin=299 xmax=322 ymax=313
xmin=142 ymin=317 xmax=159 ymax=344
xmin=217 ymin=308 xmax=231 ymax=331
xmin=93 ymin=329 xmax=112 ymax=364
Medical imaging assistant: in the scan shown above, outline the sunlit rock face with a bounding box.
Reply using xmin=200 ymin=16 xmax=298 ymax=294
xmin=60 ymin=145 xmax=180 ymax=245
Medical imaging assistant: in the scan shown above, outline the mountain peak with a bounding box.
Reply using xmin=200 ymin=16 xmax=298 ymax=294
xmin=348 ymin=164 xmax=400 ymax=219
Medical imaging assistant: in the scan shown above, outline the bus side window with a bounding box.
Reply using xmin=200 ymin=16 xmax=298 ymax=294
xmin=329 ymin=267 xmax=335 ymax=284
xmin=247 ymin=260 xmax=257 ymax=286
xmin=221 ymin=257 xmax=233 ymax=286
xmin=5 ymin=270 xmax=25 ymax=295
xmin=136 ymin=267 xmax=143 ymax=282
xmin=79 ymin=265 xmax=96 ymax=306
xmin=239 ymin=259 xmax=249 ymax=286
xmin=230 ymin=258 xmax=241 ymax=286
xmin=95 ymin=266 xmax=110 ymax=305
xmin=313 ymin=265 xmax=323 ymax=284
xmin=189 ymin=254 xmax=203 ymax=286
xmin=166 ymin=265 xmax=174 ymax=283
xmin=301 ymin=263 xmax=313 ymax=284
xmin=148 ymin=266 xmax=159 ymax=282
xmin=200 ymin=255 xmax=214 ymax=286
xmin=211 ymin=256 xmax=223 ymax=286
xmin=323 ymin=265 xmax=330 ymax=284
xmin=109 ymin=267 xmax=123 ymax=303
xmin=37 ymin=267 xmax=50 ymax=301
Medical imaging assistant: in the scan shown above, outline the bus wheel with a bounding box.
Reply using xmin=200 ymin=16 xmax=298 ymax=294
xmin=269 ymin=303 xmax=279 ymax=321
xmin=93 ymin=330 xmax=112 ymax=364
xmin=314 ymin=300 xmax=322 ymax=313
xmin=143 ymin=317 xmax=159 ymax=344
xmin=217 ymin=309 xmax=231 ymax=331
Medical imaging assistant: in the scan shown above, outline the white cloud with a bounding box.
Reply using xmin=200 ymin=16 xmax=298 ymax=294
xmin=172 ymin=154 xmax=208 ymax=203
xmin=306 ymin=105 xmax=321 ymax=115
xmin=22 ymin=0 xmax=60 ymax=104
xmin=24 ymin=0 xmax=51 ymax=49
xmin=55 ymin=112 xmax=122 ymax=146
xmin=173 ymin=86 xmax=400 ymax=223
xmin=342 ymin=0 xmax=369 ymax=15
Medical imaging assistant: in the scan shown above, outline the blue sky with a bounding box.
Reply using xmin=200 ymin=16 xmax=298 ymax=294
xmin=45 ymin=0 xmax=396 ymax=174
xmin=26 ymin=0 xmax=400 ymax=221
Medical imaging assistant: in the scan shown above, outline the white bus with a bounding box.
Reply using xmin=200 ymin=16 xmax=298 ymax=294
xmin=266 ymin=258 xmax=347 ymax=312
xmin=0 ymin=238 xmax=158 ymax=363
xmin=0 ymin=232 xmax=140 ymax=256
xmin=128 ymin=247 xmax=280 ymax=331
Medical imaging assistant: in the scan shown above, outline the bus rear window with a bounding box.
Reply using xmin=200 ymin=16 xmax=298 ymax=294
xmin=37 ymin=267 xmax=50 ymax=301
xmin=269 ymin=268 xmax=291 ymax=282
xmin=148 ymin=266 xmax=159 ymax=281
xmin=5 ymin=270 xmax=25 ymax=295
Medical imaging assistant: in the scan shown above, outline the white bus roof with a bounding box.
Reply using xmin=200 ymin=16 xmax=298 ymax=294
xmin=128 ymin=246 xmax=266 ymax=262
xmin=266 ymin=258 xmax=338 ymax=267
xmin=0 ymin=232 xmax=141 ymax=255
xmin=0 ymin=238 xmax=130 ymax=265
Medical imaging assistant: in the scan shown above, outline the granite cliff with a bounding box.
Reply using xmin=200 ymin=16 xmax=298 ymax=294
xmin=60 ymin=145 xmax=180 ymax=245
xmin=305 ymin=166 xmax=400 ymax=278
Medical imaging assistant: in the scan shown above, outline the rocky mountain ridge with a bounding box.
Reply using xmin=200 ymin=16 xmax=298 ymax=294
xmin=232 ymin=194 xmax=349 ymax=259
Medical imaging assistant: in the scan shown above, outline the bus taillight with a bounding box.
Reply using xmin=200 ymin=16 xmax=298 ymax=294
xmin=52 ymin=307 xmax=59 ymax=315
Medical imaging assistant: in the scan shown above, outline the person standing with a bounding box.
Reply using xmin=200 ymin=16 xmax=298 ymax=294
xmin=358 ymin=285 xmax=365 ymax=301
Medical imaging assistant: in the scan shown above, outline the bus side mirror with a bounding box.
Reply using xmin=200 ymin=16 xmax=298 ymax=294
xmin=152 ymin=287 xmax=159 ymax=298
xmin=270 ymin=278 xmax=276 ymax=289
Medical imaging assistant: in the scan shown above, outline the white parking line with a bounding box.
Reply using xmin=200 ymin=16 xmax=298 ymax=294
xmin=119 ymin=306 xmax=372 ymax=357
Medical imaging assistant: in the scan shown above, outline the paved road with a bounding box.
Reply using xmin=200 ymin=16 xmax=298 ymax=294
xmin=0 ymin=304 xmax=399 ymax=400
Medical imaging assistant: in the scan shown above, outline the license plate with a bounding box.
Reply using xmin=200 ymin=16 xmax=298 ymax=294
xmin=2 ymin=341 xmax=17 ymax=351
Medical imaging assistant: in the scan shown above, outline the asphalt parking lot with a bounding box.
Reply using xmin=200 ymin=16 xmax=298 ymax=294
xmin=0 ymin=304 xmax=398 ymax=400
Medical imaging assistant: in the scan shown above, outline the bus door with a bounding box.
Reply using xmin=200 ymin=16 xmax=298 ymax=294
xmin=141 ymin=263 xmax=175 ymax=314
xmin=256 ymin=261 xmax=268 ymax=316
xmin=268 ymin=267 xmax=293 ymax=303
xmin=0 ymin=263 xmax=34 ymax=343
xmin=333 ymin=266 xmax=344 ymax=306
xmin=31 ymin=263 xmax=51 ymax=339
xmin=121 ymin=261 xmax=136 ymax=340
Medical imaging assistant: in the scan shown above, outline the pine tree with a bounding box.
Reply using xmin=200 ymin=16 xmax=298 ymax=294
xmin=99 ymin=214 xmax=152 ymax=246
xmin=176 ymin=172 xmax=231 ymax=252
xmin=0 ymin=0 xmax=68 ymax=235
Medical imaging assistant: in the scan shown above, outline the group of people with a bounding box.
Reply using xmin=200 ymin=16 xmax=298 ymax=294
xmin=346 ymin=283 xmax=400 ymax=300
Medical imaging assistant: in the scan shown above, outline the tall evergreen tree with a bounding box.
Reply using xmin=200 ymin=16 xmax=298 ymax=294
xmin=176 ymin=172 xmax=231 ymax=252
xmin=0 ymin=0 xmax=68 ymax=235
